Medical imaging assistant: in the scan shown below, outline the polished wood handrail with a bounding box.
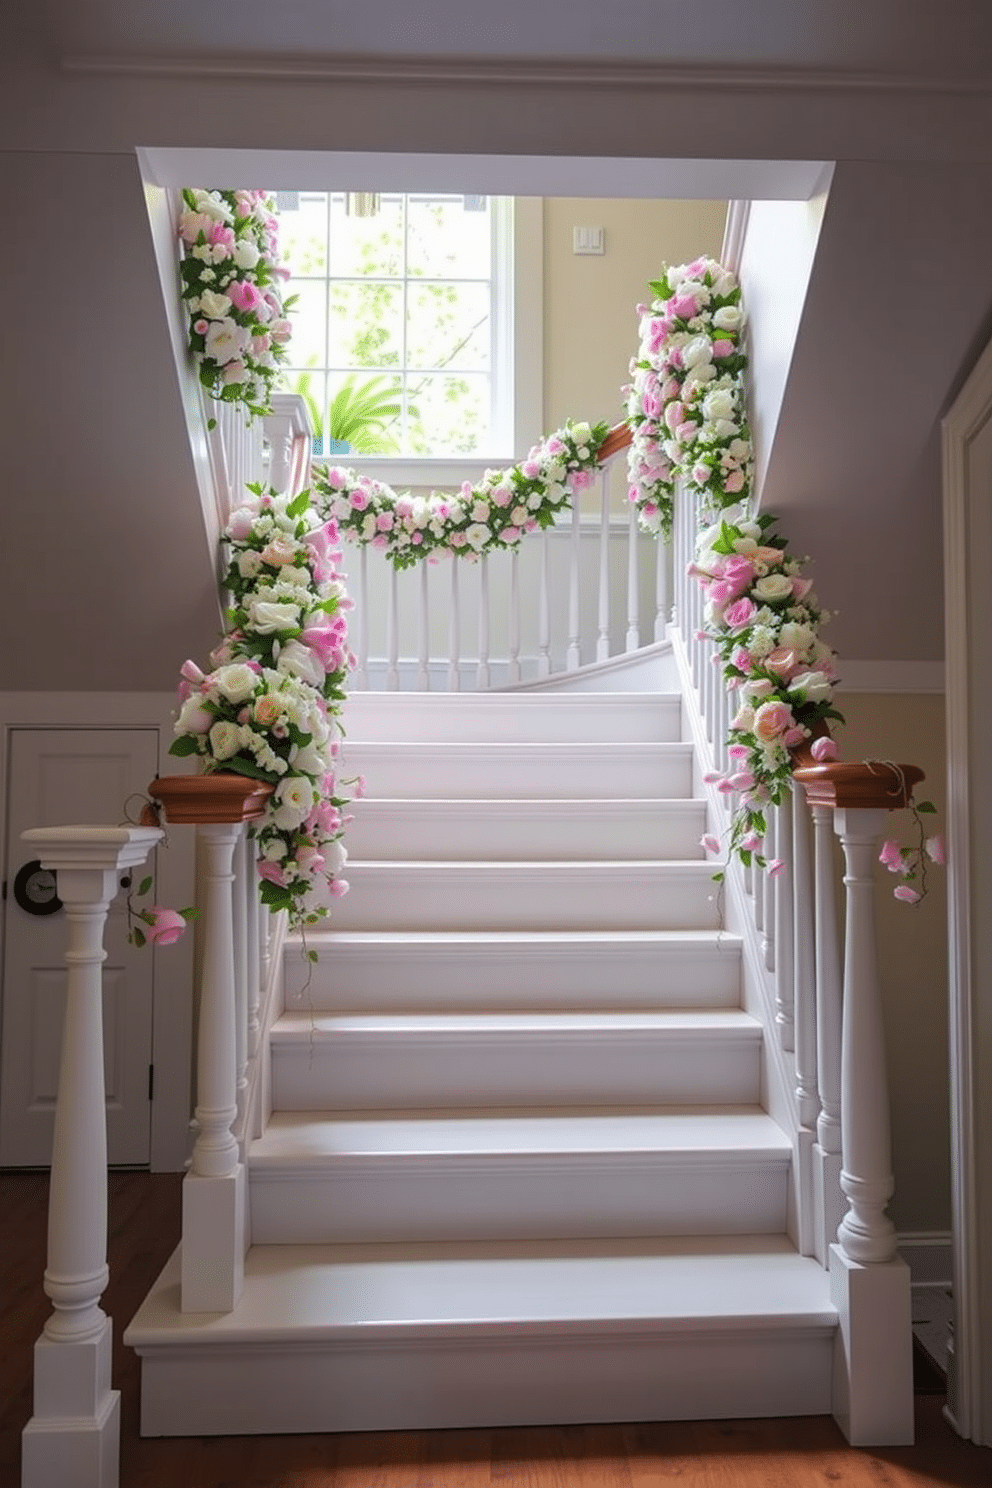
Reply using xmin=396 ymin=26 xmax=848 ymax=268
xmin=595 ymin=420 xmax=633 ymax=463
xmin=148 ymin=774 xmax=274 ymax=824
xmin=792 ymin=757 xmax=925 ymax=812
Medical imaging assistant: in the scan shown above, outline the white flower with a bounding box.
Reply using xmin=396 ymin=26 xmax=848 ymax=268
xmin=247 ymin=598 xmax=301 ymax=633
xmin=232 ymin=239 xmax=261 ymax=271
xmin=701 ymin=388 xmax=736 ymax=423
xmin=198 ymin=289 xmax=233 ymax=320
xmin=271 ymin=775 xmax=317 ymax=831
xmin=789 ymin=670 xmax=833 ymax=703
xmin=570 ymin=422 xmax=592 ymax=446
xmin=204 ymin=318 xmax=249 ymax=366
xmin=731 ymin=705 xmax=755 ymax=732
xmin=212 ymin=663 xmax=259 ymax=704
xmin=238 ymin=550 xmax=263 ymax=579
xmin=209 ymin=720 xmax=244 ymax=761
xmin=779 ymin=622 xmax=816 ymax=656
xmin=752 ymin=573 xmax=794 ymax=603
xmin=323 ymin=839 xmax=348 ymax=876
xmin=682 ymin=336 xmax=713 ymax=369
xmin=192 ymin=189 xmax=233 ymax=223
xmin=465 ymin=523 xmax=491 ymax=551
xmin=290 ymin=740 xmax=327 ymax=776
xmin=276 ymin=639 xmax=325 ymax=688
xmin=712 ymin=305 xmax=743 ymax=331
xmin=175 ymin=695 xmax=213 ymax=734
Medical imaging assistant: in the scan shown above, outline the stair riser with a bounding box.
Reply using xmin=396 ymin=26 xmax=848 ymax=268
xmin=344 ymin=743 xmax=694 ymax=800
xmin=269 ymin=1035 xmax=761 ymax=1110
xmin=285 ymin=939 xmax=742 ymax=1010
xmin=136 ymin=1328 xmax=833 ymax=1436
xmin=332 ymin=864 xmax=721 ymax=932
xmin=248 ymin=1160 xmax=788 ymax=1244
xmin=346 ymin=799 xmax=707 ymax=861
xmin=342 ymin=693 xmax=683 ymax=744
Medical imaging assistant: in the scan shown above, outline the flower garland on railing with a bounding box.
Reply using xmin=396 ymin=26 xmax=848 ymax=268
xmin=178 ymin=189 xmax=294 ymax=423
xmin=169 ymin=483 xmax=356 ymax=930
xmin=310 ymin=420 xmax=610 ymax=571
xmin=625 ymin=258 xmax=752 ymax=539
xmin=690 ymin=512 xmax=843 ymax=873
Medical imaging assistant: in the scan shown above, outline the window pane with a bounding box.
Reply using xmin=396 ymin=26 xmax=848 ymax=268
xmin=406 ymin=195 xmax=491 ymax=279
xmin=327 ymin=281 xmax=403 ymax=369
xmin=285 ymin=279 xmax=328 ymax=367
xmin=407 ymin=374 xmax=490 ymax=456
xmin=279 ymin=193 xmax=330 ymax=277
xmin=328 ymin=193 xmax=405 ymax=277
xmin=407 ymin=281 xmax=490 ymax=372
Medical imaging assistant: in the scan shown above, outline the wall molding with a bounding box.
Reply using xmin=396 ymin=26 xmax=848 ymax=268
xmin=897 ymin=1231 xmax=954 ymax=1289
xmin=834 ymin=660 xmax=945 ymax=694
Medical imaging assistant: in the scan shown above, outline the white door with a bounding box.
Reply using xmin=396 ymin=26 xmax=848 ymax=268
xmin=1 ymin=728 xmax=159 ymax=1166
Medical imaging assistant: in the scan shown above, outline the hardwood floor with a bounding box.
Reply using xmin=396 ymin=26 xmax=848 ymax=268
xmin=2 ymin=1170 xmax=989 ymax=1487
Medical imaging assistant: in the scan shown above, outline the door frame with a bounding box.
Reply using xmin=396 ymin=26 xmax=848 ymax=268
xmin=0 ymin=691 xmax=195 ymax=1172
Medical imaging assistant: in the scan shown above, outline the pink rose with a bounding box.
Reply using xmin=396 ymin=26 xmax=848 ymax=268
xmin=208 ymin=223 xmax=236 ymax=255
xmin=792 ymin=577 xmax=814 ymax=600
xmin=765 ymin=647 xmax=800 ymax=679
xmin=752 ymin=700 xmax=795 ymax=742
xmin=810 ymin=736 xmax=839 ymax=763
xmin=711 ymin=339 xmax=734 ymax=358
xmin=782 ymin=726 xmax=807 ymax=749
xmin=879 ymin=840 xmax=907 ymax=873
xmin=142 ymin=907 xmax=188 ymax=946
xmin=227 ymin=280 xmax=263 ymax=313
xmin=258 ymin=859 xmax=287 ymax=888
xmin=521 ymin=460 xmax=540 ymax=479
xmin=723 ymin=598 xmax=757 ymax=630
xmin=723 ymin=470 xmax=745 ymax=494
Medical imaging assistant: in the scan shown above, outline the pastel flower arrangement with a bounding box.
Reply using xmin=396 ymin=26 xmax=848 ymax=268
xmin=169 ymin=483 xmax=357 ymax=929
xmin=178 ymin=188 xmax=294 ymax=423
xmin=879 ymin=811 xmax=945 ymax=905
xmin=625 ymin=258 xmax=752 ymax=538
xmin=310 ymin=420 xmax=610 ymax=570
xmin=690 ymin=512 xmax=843 ymax=873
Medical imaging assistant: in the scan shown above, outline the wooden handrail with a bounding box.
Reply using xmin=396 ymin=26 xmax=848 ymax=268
xmin=595 ymin=421 xmax=633 ymax=464
xmin=792 ymin=758 xmax=924 ymax=812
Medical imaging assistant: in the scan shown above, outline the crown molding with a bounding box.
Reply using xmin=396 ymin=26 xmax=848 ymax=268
xmin=60 ymin=52 xmax=992 ymax=97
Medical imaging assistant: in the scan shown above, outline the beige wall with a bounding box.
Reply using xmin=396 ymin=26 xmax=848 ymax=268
xmin=834 ymin=691 xmax=950 ymax=1235
xmin=543 ymin=198 xmax=728 ymax=433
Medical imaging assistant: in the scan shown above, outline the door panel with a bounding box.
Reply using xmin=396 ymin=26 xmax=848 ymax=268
xmin=1 ymin=729 xmax=159 ymax=1166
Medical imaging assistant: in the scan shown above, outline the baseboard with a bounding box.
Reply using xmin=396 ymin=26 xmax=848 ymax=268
xmin=897 ymin=1232 xmax=953 ymax=1289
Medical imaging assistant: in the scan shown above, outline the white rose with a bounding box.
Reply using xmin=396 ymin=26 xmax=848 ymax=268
xmin=701 ymin=388 xmax=736 ymax=423
xmin=248 ymin=599 xmax=301 ymax=634
xmin=198 ymin=289 xmax=233 ymax=320
xmin=209 ymin=720 xmax=243 ymax=761
xmin=232 ymin=239 xmax=261 ymax=271
xmin=272 ymin=775 xmax=317 ymax=831
xmin=276 ymin=639 xmax=325 ymax=688
xmin=261 ymin=838 xmax=286 ymax=862
xmin=465 ymin=523 xmax=491 ymax=551
xmin=238 ymin=550 xmax=263 ymax=579
xmin=204 ymin=318 xmax=249 ymax=366
xmin=323 ymin=839 xmax=348 ymax=876
xmin=712 ymin=305 xmax=743 ymax=331
xmin=175 ymin=695 xmax=213 ymax=734
xmin=779 ymin=622 xmax=816 ymax=656
xmin=789 ymin=670 xmax=833 ymax=703
xmin=752 ymin=574 xmax=794 ymax=603
xmin=681 ymin=336 xmax=713 ymax=369
xmin=192 ymin=189 xmax=233 ymax=223
xmin=731 ymin=705 xmax=755 ymax=732
xmin=212 ymin=663 xmax=259 ymax=704
xmin=290 ymin=740 xmax=328 ymax=776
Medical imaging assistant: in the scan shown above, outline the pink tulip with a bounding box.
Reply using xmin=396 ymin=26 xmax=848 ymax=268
xmin=925 ymin=835 xmax=947 ymax=866
xmin=700 ymin=834 xmax=721 ymax=854
xmin=142 ymin=907 xmax=188 ymax=946
xmin=810 ymin=736 xmax=839 ymax=763
xmin=767 ymin=859 xmax=784 ymax=877
xmin=894 ymin=885 xmax=922 ymax=905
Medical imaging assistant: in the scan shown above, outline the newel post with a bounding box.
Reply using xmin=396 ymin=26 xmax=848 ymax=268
xmin=148 ymin=775 xmax=272 ymax=1312
xmin=20 ymin=826 xmax=162 ymax=1488
xmin=794 ymin=759 xmax=922 ymax=1447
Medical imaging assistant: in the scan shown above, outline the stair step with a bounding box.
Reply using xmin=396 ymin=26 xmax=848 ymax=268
xmin=270 ymin=1009 xmax=762 ymax=1110
xmin=285 ymin=929 xmax=742 ymax=1010
xmin=345 ymin=796 xmax=708 ymax=861
xmin=341 ymin=690 xmax=683 ymax=743
xmin=248 ymin=1106 xmax=791 ymax=1243
xmin=342 ymin=741 xmax=694 ymax=799
xmin=331 ymin=861 xmax=721 ymax=932
xmin=127 ymin=1235 xmax=835 ymax=1435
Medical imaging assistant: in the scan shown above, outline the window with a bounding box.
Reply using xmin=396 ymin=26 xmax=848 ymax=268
xmin=276 ymin=192 xmax=539 ymax=471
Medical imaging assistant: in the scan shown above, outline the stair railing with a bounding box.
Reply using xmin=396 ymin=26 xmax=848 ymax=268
xmin=670 ymin=475 xmax=918 ymax=1445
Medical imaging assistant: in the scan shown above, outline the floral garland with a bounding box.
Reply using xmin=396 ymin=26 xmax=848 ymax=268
xmin=311 ymin=421 xmax=610 ymax=570
xmin=169 ymin=484 xmax=356 ymax=930
xmin=178 ymin=189 xmax=294 ymax=423
xmin=625 ymin=258 xmax=752 ymax=539
xmin=690 ymin=512 xmax=843 ymax=874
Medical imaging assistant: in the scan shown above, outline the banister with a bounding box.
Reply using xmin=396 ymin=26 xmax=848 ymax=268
xmin=792 ymin=758 xmax=925 ymax=811
xmin=595 ymin=421 xmax=633 ymax=463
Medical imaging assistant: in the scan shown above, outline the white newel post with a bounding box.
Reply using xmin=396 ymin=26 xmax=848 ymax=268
xmin=20 ymin=825 xmax=162 ymax=1488
xmin=147 ymin=775 xmax=274 ymax=1314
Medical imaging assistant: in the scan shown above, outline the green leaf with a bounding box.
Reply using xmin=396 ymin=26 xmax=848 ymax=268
xmin=132 ymin=926 xmax=147 ymax=949
xmin=286 ymin=488 xmax=310 ymax=520
xmin=917 ymin=800 xmax=938 ymax=813
xmin=217 ymin=756 xmax=278 ymax=783
xmin=169 ymin=735 xmax=201 ymax=758
xmin=179 ymin=907 xmax=199 ymax=922
xmin=138 ymin=876 xmax=153 ymax=897
xmin=307 ymin=949 xmax=319 ymax=964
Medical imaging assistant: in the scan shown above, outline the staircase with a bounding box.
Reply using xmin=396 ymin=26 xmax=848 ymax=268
xmin=127 ymin=670 xmax=837 ymax=1436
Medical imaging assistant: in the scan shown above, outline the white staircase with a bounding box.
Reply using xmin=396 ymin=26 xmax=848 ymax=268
xmin=127 ymin=679 xmax=837 ymax=1436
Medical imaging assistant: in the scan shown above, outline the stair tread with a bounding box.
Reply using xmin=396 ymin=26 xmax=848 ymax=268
xmin=272 ymin=1009 xmax=761 ymax=1038
xmin=251 ymin=1105 xmax=791 ymax=1163
xmin=126 ymin=1235 xmax=835 ymax=1345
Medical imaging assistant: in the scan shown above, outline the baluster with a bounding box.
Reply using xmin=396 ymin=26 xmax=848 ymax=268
xmin=772 ymin=803 xmax=793 ymax=1036
xmin=538 ymin=531 xmax=552 ymax=677
xmin=386 ymin=563 xmax=400 ymax=691
xmin=597 ymin=469 xmax=611 ymax=661
xmin=417 ymin=562 xmax=430 ymax=692
xmin=753 ymin=840 xmax=764 ymax=932
xmin=763 ymin=805 xmax=777 ymax=974
xmin=811 ymin=801 xmax=845 ymax=1265
xmin=626 ymin=499 xmax=640 ymax=651
xmin=655 ymin=526 xmax=668 ymax=641
xmin=20 ymin=826 xmax=161 ymax=1488
xmin=448 ymin=559 xmax=461 ymax=692
xmin=245 ymin=834 xmax=261 ymax=1061
xmin=232 ymin=828 xmax=248 ymax=1123
xmin=792 ymin=787 xmax=820 ymax=1257
xmin=355 ymin=546 xmax=369 ymax=690
xmin=567 ymin=498 xmax=582 ymax=670
xmin=477 ymin=554 xmax=491 ymax=689
xmin=508 ymin=549 xmax=522 ymax=685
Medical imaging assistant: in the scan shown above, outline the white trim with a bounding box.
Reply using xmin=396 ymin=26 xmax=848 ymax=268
xmin=0 ymin=691 xmax=195 ymax=1173
xmin=897 ymin=1232 xmax=954 ymax=1289
xmin=721 ymin=201 xmax=751 ymax=275
xmin=941 ymin=331 xmax=992 ymax=1444
xmin=833 ymin=661 xmax=945 ymax=694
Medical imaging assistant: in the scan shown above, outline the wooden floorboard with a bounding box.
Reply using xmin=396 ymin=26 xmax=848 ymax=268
xmin=2 ymin=1169 xmax=989 ymax=1487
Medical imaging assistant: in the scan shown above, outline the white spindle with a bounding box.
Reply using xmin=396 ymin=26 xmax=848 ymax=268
xmin=20 ymin=826 xmax=161 ymax=1488
xmin=386 ymin=564 xmax=400 ymax=691
xmin=477 ymin=555 xmax=491 ymax=689
xmin=417 ymin=562 xmax=430 ymax=691
xmin=773 ymin=803 xmax=793 ymax=1036
xmin=753 ymin=844 xmax=764 ymax=932
xmin=811 ymin=801 xmax=845 ymax=1266
xmin=508 ymin=550 xmax=522 ymax=685
xmin=182 ymin=821 xmax=246 ymax=1313
xmin=626 ymin=501 xmax=640 ymax=651
xmin=792 ymin=788 xmax=820 ymax=1257
xmin=232 ymin=828 xmax=248 ymax=1118
xmin=538 ymin=531 xmax=552 ymax=678
xmin=655 ymin=525 xmax=668 ymax=641
xmin=567 ymin=499 xmax=582 ymax=670
xmin=597 ymin=471 xmax=611 ymax=662
xmin=355 ymin=545 xmax=369 ymax=690
xmin=448 ymin=559 xmax=461 ymax=692
xmin=245 ymin=835 xmax=261 ymax=1061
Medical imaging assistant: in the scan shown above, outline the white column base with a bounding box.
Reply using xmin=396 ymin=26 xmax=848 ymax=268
xmin=813 ymin=1145 xmax=845 ymax=1267
xmin=22 ymin=1318 xmax=120 ymax=1488
xmin=830 ymin=1243 xmax=914 ymax=1445
xmin=181 ymin=1165 xmax=246 ymax=1313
